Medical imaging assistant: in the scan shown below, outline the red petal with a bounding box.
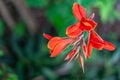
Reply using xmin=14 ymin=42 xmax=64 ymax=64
xmin=87 ymin=32 xmax=93 ymax=58
xmin=51 ymin=39 xmax=73 ymax=57
xmin=66 ymin=22 xmax=83 ymax=38
xmin=90 ymin=40 xmax=104 ymax=50
xmin=90 ymin=30 xmax=103 ymax=43
xmin=87 ymin=42 xmax=93 ymax=58
xmin=104 ymin=41 xmax=116 ymax=51
xmin=79 ymin=55 xmax=84 ymax=73
xmin=81 ymin=19 xmax=97 ymax=31
xmin=72 ymin=3 xmax=86 ymax=21
xmin=48 ymin=37 xmax=63 ymax=50
xmin=90 ymin=30 xmax=104 ymax=50
xmin=43 ymin=33 xmax=53 ymax=40
xmin=64 ymin=50 xmax=77 ymax=60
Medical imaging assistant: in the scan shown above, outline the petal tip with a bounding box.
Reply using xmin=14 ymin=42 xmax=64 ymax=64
xmin=104 ymin=41 xmax=116 ymax=51
xmin=72 ymin=2 xmax=86 ymax=21
xmin=43 ymin=33 xmax=53 ymax=40
xmin=50 ymin=54 xmax=56 ymax=57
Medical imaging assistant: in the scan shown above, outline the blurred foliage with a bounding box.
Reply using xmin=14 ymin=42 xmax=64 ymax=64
xmin=94 ymin=0 xmax=120 ymax=23
xmin=0 ymin=64 xmax=18 ymax=80
xmin=25 ymin=0 xmax=49 ymax=8
xmin=13 ymin=22 xmax=26 ymax=38
xmin=77 ymin=0 xmax=120 ymax=23
xmin=0 ymin=19 xmax=6 ymax=37
xmin=45 ymin=0 xmax=75 ymax=36
xmin=0 ymin=50 xmax=4 ymax=57
xmin=0 ymin=0 xmax=120 ymax=80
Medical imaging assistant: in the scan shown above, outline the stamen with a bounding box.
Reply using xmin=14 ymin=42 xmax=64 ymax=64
xmin=89 ymin=13 xmax=95 ymax=19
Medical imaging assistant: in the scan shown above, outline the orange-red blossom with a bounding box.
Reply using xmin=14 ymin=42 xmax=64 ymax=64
xmin=66 ymin=3 xmax=97 ymax=38
xmin=43 ymin=2 xmax=116 ymax=72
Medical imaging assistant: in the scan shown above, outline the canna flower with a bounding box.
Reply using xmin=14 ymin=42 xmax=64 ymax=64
xmin=43 ymin=2 xmax=116 ymax=72
xmin=66 ymin=3 xmax=97 ymax=38
xmin=43 ymin=33 xmax=87 ymax=72
xmin=43 ymin=33 xmax=87 ymax=57
xmin=87 ymin=30 xmax=116 ymax=58
xmin=43 ymin=33 xmax=74 ymax=57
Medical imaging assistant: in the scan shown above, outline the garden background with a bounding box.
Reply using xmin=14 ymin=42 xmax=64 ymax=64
xmin=0 ymin=0 xmax=120 ymax=80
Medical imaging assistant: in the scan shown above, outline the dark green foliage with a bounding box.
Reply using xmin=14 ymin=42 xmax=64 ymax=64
xmin=25 ymin=0 xmax=49 ymax=8
xmin=0 ymin=0 xmax=120 ymax=80
xmin=0 ymin=19 xmax=5 ymax=37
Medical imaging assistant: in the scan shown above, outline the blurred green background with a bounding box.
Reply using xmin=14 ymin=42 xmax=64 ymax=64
xmin=0 ymin=0 xmax=120 ymax=80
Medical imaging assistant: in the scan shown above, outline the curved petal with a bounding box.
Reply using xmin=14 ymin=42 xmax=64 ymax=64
xmin=72 ymin=3 xmax=86 ymax=21
xmin=82 ymin=19 xmax=97 ymax=31
xmin=90 ymin=30 xmax=103 ymax=43
xmin=51 ymin=39 xmax=73 ymax=57
xmin=90 ymin=40 xmax=104 ymax=50
xmin=48 ymin=37 xmax=63 ymax=50
xmin=87 ymin=41 xmax=93 ymax=58
xmin=104 ymin=41 xmax=116 ymax=51
xmin=90 ymin=30 xmax=104 ymax=50
xmin=87 ymin=32 xmax=93 ymax=58
xmin=87 ymin=42 xmax=93 ymax=58
xmin=43 ymin=33 xmax=53 ymax=40
xmin=66 ymin=22 xmax=83 ymax=38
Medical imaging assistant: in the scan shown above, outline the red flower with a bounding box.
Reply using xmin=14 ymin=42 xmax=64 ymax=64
xmin=43 ymin=2 xmax=116 ymax=72
xmin=43 ymin=33 xmax=73 ymax=57
xmin=87 ymin=30 xmax=116 ymax=58
xmin=66 ymin=3 xmax=97 ymax=38
xmin=43 ymin=33 xmax=86 ymax=72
